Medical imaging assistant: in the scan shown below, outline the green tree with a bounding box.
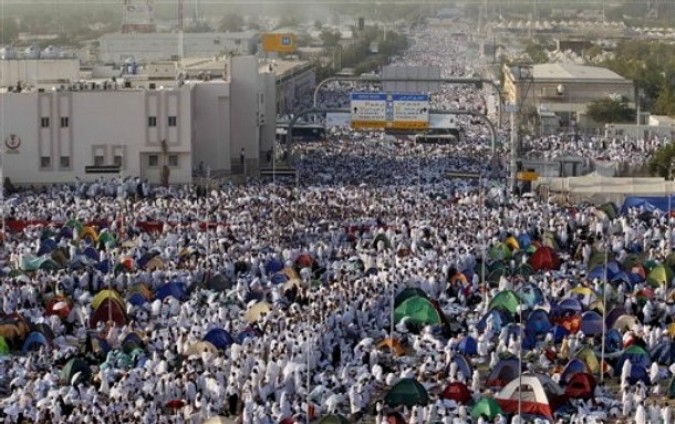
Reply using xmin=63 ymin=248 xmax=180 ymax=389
xmin=219 ymin=13 xmax=245 ymax=32
xmin=320 ymin=29 xmax=341 ymax=48
xmin=649 ymin=142 xmax=675 ymax=178
xmin=586 ymin=97 xmax=635 ymax=123
xmin=525 ymin=42 xmax=548 ymax=64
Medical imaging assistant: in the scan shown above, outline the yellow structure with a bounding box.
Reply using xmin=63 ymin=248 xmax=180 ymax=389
xmin=261 ymin=33 xmax=296 ymax=53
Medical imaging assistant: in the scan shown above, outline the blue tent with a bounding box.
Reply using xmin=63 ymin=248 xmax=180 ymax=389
xmin=605 ymin=329 xmax=623 ymax=353
xmin=271 ymin=273 xmax=288 ymax=285
xmin=615 ymin=346 xmax=652 ymax=376
xmin=22 ymin=331 xmax=50 ymax=353
xmin=265 ymin=259 xmax=284 ymax=275
xmin=557 ymin=298 xmax=583 ymax=313
xmin=518 ymin=284 xmax=544 ymax=308
xmin=204 ymin=328 xmax=235 ymax=350
xmin=526 ymin=309 xmax=552 ymax=335
xmin=458 ymin=336 xmax=478 ymax=355
xmin=57 ymin=226 xmax=74 ymax=240
xmin=237 ymin=327 xmax=260 ymax=344
xmin=83 ymin=247 xmax=99 ymax=262
xmin=518 ymin=233 xmax=532 ymax=250
xmin=486 ymin=358 xmax=520 ymax=388
xmin=128 ymin=293 xmax=147 ymax=306
xmin=37 ymin=239 xmax=57 ymax=256
xmin=95 ymin=259 xmax=111 ymax=274
xmin=156 ymin=282 xmax=187 ymax=301
xmin=621 ymin=195 xmax=675 ymax=214
xmin=627 ymin=365 xmax=651 ymax=385
xmin=580 ymin=311 xmax=604 ymax=336
xmin=503 ymin=323 xmax=525 ymax=340
xmin=560 ymin=359 xmax=588 ymax=385
xmin=550 ymin=325 xmax=569 ymax=344
xmin=449 ymin=354 xmax=473 ymax=379
xmin=477 ymin=309 xmax=511 ymax=332
xmin=651 ymin=341 xmax=675 ymax=366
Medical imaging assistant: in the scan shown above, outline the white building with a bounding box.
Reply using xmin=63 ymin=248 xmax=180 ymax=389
xmin=0 ymin=58 xmax=80 ymax=90
xmin=98 ymin=32 xmax=259 ymax=64
xmin=0 ymin=56 xmax=276 ymax=185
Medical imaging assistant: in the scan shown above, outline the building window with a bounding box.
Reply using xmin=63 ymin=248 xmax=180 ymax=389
xmin=168 ymin=154 xmax=179 ymax=167
xmin=94 ymin=155 xmax=105 ymax=166
xmin=60 ymin=117 xmax=69 ymax=128
xmin=148 ymin=116 xmax=157 ymax=127
xmin=168 ymin=116 xmax=177 ymax=127
xmin=60 ymin=156 xmax=70 ymax=168
xmin=40 ymin=117 xmax=50 ymax=128
xmin=235 ymin=39 xmax=241 ymax=45
xmin=148 ymin=154 xmax=159 ymax=167
xmin=40 ymin=156 xmax=51 ymax=168
xmin=113 ymin=147 xmax=124 ymax=168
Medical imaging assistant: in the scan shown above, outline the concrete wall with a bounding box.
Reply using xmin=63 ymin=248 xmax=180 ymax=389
xmin=260 ymin=72 xmax=277 ymax=166
xmin=0 ymin=87 xmax=193 ymax=185
xmin=192 ymin=82 xmax=232 ymax=174
xmin=0 ymin=59 xmax=80 ymax=88
xmin=229 ymin=56 xmax=260 ymax=174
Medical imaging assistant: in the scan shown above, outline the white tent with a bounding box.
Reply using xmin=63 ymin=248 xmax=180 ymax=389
xmin=495 ymin=373 xmax=564 ymax=419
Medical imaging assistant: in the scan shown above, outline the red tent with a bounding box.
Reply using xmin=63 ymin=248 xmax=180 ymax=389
xmin=90 ymin=298 xmax=127 ymax=328
xmin=295 ymin=253 xmax=314 ymax=268
xmin=530 ymin=246 xmax=561 ymax=271
xmin=564 ymin=373 xmax=596 ymax=400
xmin=441 ymin=381 xmax=472 ymax=404
xmin=386 ymin=412 xmax=406 ymax=424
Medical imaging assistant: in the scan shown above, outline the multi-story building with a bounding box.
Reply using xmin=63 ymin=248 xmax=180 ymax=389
xmin=0 ymin=56 xmax=276 ymax=185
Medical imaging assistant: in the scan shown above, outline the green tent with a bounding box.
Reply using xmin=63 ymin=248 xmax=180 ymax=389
xmin=647 ymin=264 xmax=672 ymax=287
xmin=60 ymin=358 xmax=91 ymax=385
xmin=98 ymin=232 xmax=117 ymax=248
xmin=313 ymin=414 xmax=350 ymax=424
xmin=599 ymin=202 xmax=618 ymax=220
xmin=516 ymin=263 xmax=534 ymax=278
xmin=665 ymin=252 xmax=675 ymax=271
xmin=588 ymin=251 xmax=609 ymax=271
xmin=394 ymin=288 xmax=428 ymax=308
xmin=394 ymin=296 xmax=442 ymax=326
xmin=0 ymin=336 xmax=9 ymax=355
xmin=385 ymin=378 xmax=429 ymax=407
xmin=64 ymin=219 xmax=84 ymax=236
xmin=489 ymin=244 xmax=511 ymax=261
xmin=487 ymin=268 xmax=506 ymax=284
xmin=489 ymin=290 xmax=521 ymax=316
xmin=21 ymin=256 xmax=61 ymax=272
xmin=470 ymin=397 xmax=503 ymax=421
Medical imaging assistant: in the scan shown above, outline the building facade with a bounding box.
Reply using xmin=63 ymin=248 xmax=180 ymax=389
xmin=0 ymin=59 xmax=80 ymax=89
xmin=98 ymin=32 xmax=259 ymax=64
xmin=0 ymin=56 xmax=276 ymax=185
xmin=503 ymin=63 xmax=634 ymax=132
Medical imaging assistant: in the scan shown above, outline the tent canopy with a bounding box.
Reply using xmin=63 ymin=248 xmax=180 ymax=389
xmin=384 ymin=378 xmax=429 ymax=407
xmin=489 ymin=290 xmax=521 ymax=316
xmin=394 ymin=296 xmax=443 ymax=326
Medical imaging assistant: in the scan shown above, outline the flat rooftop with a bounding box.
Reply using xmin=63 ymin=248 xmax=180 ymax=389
xmin=259 ymin=60 xmax=312 ymax=78
xmin=531 ymin=63 xmax=626 ymax=81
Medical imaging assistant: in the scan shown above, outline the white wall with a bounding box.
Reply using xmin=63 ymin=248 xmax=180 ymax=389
xmin=0 ymin=87 xmax=193 ymax=185
xmin=192 ymin=82 xmax=232 ymax=174
xmin=230 ymin=56 xmax=260 ymax=173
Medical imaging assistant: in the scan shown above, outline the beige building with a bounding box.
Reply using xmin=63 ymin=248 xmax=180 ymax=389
xmin=0 ymin=59 xmax=80 ymax=90
xmin=0 ymin=56 xmax=277 ymax=185
xmin=503 ymin=63 xmax=634 ymax=132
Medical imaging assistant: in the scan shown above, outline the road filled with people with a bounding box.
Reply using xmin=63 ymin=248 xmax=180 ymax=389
xmin=0 ymin=23 xmax=674 ymax=424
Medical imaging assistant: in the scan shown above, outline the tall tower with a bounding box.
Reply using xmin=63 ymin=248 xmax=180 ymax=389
xmin=121 ymin=0 xmax=156 ymax=33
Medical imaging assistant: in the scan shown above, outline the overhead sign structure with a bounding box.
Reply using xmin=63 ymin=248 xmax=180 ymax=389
xmin=350 ymin=93 xmax=388 ymax=129
xmin=350 ymin=93 xmax=429 ymax=130
xmin=392 ymin=94 xmax=429 ymax=130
